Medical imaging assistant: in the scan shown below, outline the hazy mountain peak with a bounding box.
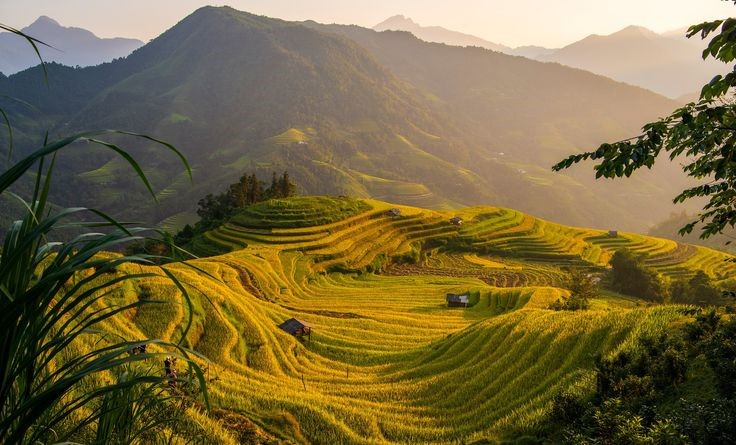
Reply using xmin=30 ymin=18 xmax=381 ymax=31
xmin=611 ymin=25 xmax=658 ymax=39
xmin=0 ymin=16 xmax=143 ymax=74
xmin=375 ymin=15 xmax=414 ymax=27
xmin=29 ymin=16 xmax=61 ymax=28
xmin=538 ymin=23 xmax=723 ymax=98
xmin=373 ymin=15 xmax=510 ymax=52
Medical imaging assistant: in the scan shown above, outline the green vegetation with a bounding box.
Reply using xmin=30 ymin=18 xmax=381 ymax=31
xmin=0 ymin=118 xmax=208 ymax=445
xmin=228 ymin=196 xmax=371 ymax=229
xmin=671 ymin=270 xmax=722 ymax=306
xmin=537 ymin=311 xmax=736 ymax=444
xmin=192 ymin=171 xmax=296 ymax=231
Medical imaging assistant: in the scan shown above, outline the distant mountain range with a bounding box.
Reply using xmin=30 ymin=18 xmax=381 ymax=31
xmin=0 ymin=7 xmax=696 ymax=234
xmin=374 ymin=15 xmax=511 ymax=53
xmin=536 ymin=25 xmax=726 ymax=99
xmin=0 ymin=16 xmax=143 ymax=74
xmin=373 ymin=17 xmax=725 ymax=98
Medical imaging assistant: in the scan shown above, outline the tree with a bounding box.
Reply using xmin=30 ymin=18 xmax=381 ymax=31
xmin=684 ymin=270 xmax=721 ymax=306
xmin=279 ymin=171 xmax=296 ymax=198
xmin=553 ymin=6 xmax=736 ymax=239
xmin=609 ymin=249 xmax=668 ymax=302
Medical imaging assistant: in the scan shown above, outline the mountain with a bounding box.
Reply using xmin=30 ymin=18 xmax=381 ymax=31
xmin=538 ymin=25 xmax=726 ymax=98
xmin=508 ymin=45 xmax=557 ymax=58
xmin=373 ymin=15 xmax=511 ymax=52
xmin=0 ymin=16 xmax=143 ymax=74
xmin=373 ymin=15 xmax=561 ymax=58
xmin=1 ymin=6 xmax=694 ymax=234
xmin=309 ymin=23 xmax=695 ymax=227
xmin=370 ymin=17 xmax=723 ymax=99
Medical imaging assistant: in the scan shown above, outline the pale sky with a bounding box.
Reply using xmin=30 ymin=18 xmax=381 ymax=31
xmin=1 ymin=0 xmax=735 ymax=48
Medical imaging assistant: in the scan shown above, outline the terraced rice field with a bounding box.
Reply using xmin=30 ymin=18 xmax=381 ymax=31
xmin=109 ymin=197 xmax=736 ymax=444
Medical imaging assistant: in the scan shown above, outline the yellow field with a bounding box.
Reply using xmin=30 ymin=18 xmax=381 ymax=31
xmin=105 ymin=197 xmax=734 ymax=444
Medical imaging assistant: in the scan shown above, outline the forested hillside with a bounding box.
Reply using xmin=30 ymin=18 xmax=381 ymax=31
xmin=0 ymin=6 xmax=694 ymax=233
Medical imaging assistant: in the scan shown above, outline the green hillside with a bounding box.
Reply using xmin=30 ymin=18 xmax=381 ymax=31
xmin=0 ymin=6 xmax=696 ymax=234
xmin=96 ymin=197 xmax=735 ymax=444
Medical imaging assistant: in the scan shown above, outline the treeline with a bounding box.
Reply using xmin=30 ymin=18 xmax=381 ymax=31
xmin=191 ymin=171 xmax=296 ymax=233
xmin=609 ymin=249 xmax=723 ymax=306
xmin=176 ymin=171 xmax=296 ymax=245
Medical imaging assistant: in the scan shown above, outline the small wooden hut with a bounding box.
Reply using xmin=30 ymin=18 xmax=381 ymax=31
xmin=278 ymin=318 xmax=313 ymax=341
xmin=387 ymin=208 xmax=402 ymax=217
xmin=450 ymin=216 xmax=464 ymax=226
xmin=446 ymin=293 xmax=469 ymax=308
xmin=608 ymin=230 xmax=618 ymax=238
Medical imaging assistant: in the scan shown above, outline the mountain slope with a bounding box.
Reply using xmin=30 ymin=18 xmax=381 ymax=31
xmin=1 ymin=6 xmax=696 ymax=233
xmin=308 ymin=23 xmax=696 ymax=228
xmin=538 ymin=25 xmax=726 ymax=98
xmin=373 ymin=15 xmax=511 ymax=52
xmin=0 ymin=16 xmax=143 ymax=75
xmin=370 ymin=17 xmax=723 ymax=99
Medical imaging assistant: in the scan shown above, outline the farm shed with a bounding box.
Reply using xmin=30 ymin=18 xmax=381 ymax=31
xmin=446 ymin=293 xmax=469 ymax=308
xmin=450 ymin=216 xmax=464 ymax=226
xmin=278 ymin=318 xmax=313 ymax=340
xmin=608 ymin=230 xmax=618 ymax=238
xmin=387 ymin=208 xmax=402 ymax=217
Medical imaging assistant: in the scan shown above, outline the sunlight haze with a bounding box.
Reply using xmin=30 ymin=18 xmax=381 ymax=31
xmin=2 ymin=0 xmax=734 ymax=47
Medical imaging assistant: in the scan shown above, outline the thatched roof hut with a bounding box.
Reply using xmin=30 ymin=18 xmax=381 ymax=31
xmin=278 ymin=318 xmax=313 ymax=340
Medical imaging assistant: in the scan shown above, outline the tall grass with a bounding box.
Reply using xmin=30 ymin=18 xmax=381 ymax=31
xmin=0 ymin=27 xmax=207 ymax=444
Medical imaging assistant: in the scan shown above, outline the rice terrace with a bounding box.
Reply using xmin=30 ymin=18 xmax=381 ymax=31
xmin=108 ymin=196 xmax=734 ymax=444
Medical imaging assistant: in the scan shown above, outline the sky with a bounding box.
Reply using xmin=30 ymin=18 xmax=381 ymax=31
xmin=1 ymin=0 xmax=735 ymax=48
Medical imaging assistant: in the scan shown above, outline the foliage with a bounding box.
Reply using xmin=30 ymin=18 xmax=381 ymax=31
xmin=670 ymin=270 xmax=722 ymax=306
xmin=553 ymin=5 xmax=736 ymax=239
xmin=0 ymin=132 xmax=209 ymax=444
xmin=610 ymin=249 xmax=669 ymax=302
xmin=688 ymin=312 xmax=736 ymax=397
